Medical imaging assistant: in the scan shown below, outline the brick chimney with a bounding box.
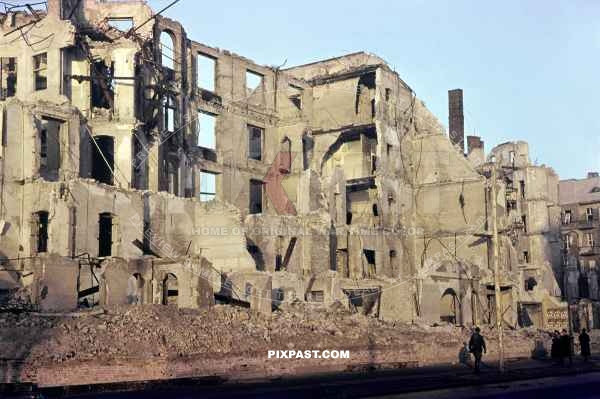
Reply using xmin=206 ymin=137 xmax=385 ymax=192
xmin=448 ymin=89 xmax=464 ymax=154
xmin=467 ymin=135 xmax=484 ymax=155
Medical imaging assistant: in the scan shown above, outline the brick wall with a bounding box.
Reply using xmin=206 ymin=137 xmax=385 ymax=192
xmin=2 ymin=333 xmax=547 ymax=387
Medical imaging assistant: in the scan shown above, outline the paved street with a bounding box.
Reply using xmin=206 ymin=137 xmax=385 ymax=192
xmin=18 ymin=356 xmax=598 ymax=399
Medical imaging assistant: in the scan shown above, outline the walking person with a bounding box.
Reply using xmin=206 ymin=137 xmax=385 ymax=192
xmin=469 ymin=327 xmax=487 ymax=374
xmin=551 ymin=330 xmax=560 ymax=364
xmin=579 ymin=328 xmax=591 ymax=362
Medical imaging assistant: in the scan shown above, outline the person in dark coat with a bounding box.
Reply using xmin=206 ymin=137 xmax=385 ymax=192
xmin=551 ymin=330 xmax=560 ymax=363
xmin=559 ymin=329 xmax=572 ymax=366
xmin=469 ymin=327 xmax=487 ymax=374
xmin=579 ymin=328 xmax=591 ymax=362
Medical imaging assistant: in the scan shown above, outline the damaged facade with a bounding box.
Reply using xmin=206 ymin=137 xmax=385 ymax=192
xmin=0 ymin=0 xmax=586 ymax=331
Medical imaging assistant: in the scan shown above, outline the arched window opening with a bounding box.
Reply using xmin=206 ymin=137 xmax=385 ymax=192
xmin=160 ymin=31 xmax=175 ymax=69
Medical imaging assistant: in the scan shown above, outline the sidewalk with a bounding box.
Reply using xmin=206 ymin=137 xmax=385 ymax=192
xmin=2 ymin=355 xmax=599 ymax=398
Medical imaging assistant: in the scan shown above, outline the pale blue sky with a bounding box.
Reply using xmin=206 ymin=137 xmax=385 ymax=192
xmin=150 ymin=0 xmax=600 ymax=179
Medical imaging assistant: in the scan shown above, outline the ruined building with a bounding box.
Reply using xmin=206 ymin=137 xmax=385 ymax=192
xmin=0 ymin=0 xmax=573 ymax=329
xmin=484 ymin=141 xmax=563 ymax=328
xmin=559 ymin=172 xmax=600 ymax=329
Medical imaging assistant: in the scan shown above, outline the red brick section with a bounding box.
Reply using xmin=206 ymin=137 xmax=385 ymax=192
xmin=5 ymin=337 xmax=542 ymax=387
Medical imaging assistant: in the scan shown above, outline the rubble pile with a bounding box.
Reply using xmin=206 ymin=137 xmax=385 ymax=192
xmin=0 ymin=304 xmax=556 ymax=366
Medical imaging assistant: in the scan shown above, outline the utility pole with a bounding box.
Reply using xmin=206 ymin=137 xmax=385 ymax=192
xmin=490 ymin=165 xmax=505 ymax=373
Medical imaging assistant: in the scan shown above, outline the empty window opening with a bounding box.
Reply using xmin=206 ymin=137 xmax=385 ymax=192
xmin=519 ymin=180 xmax=525 ymax=199
xmin=132 ymin=133 xmax=148 ymax=190
xmin=162 ymin=96 xmax=176 ymax=132
xmin=346 ymin=211 xmax=353 ymax=225
xmin=197 ymin=111 xmax=216 ymax=149
xmin=440 ymin=289 xmax=459 ymax=324
xmin=579 ymin=276 xmax=590 ymax=299
xmin=39 ymin=118 xmax=61 ymax=181
xmin=77 ymin=258 xmax=101 ymax=309
xmin=36 ymin=211 xmax=49 ymax=253
xmin=586 ymin=207 xmax=594 ymax=222
xmin=197 ymin=53 xmax=216 ymax=91
xmin=246 ymin=70 xmax=263 ymax=92
xmin=91 ymin=135 xmax=114 ymax=185
xmin=521 ymin=214 xmax=527 ymax=233
xmin=0 ymin=57 xmax=17 ymax=99
xmin=586 ymin=233 xmax=594 ymax=247
xmin=162 ymin=273 xmax=178 ymax=306
xmin=564 ymin=234 xmax=572 ymax=251
xmin=107 ymin=17 xmax=133 ymax=32
xmin=98 ymin=212 xmax=113 ymax=257
xmin=523 ymin=251 xmax=530 ymax=264
xmin=249 ymin=179 xmax=263 ymax=214
xmin=199 ymin=171 xmax=216 ymax=201
xmin=363 ymin=249 xmax=376 ymax=278
xmin=289 ymin=94 xmax=302 ymax=110
xmin=509 ymin=150 xmax=515 ymax=164
xmin=248 ymin=125 xmax=263 ymax=161
xmin=33 ymin=53 xmax=47 ymax=91
xmin=387 ymin=144 xmax=392 ymax=157
xmin=91 ymin=60 xmax=114 ymax=109
xmin=563 ymin=209 xmax=572 ymax=224
xmin=385 ymin=88 xmax=392 ymax=101
xmin=525 ymin=277 xmax=537 ymax=291
xmin=355 ymin=72 xmax=376 ymax=116
xmin=160 ymin=31 xmax=175 ymax=70
xmin=372 ymin=203 xmax=379 ymax=217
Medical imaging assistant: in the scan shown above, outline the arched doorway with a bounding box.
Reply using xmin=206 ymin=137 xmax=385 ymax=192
xmin=162 ymin=273 xmax=178 ymax=306
xmin=440 ymin=288 xmax=459 ymax=324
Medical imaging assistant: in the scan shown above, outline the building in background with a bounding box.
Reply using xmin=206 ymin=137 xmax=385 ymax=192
xmin=559 ymin=172 xmax=600 ymax=330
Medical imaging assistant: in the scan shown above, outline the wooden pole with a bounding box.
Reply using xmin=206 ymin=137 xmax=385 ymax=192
xmin=490 ymin=165 xmax=505 ymax=372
